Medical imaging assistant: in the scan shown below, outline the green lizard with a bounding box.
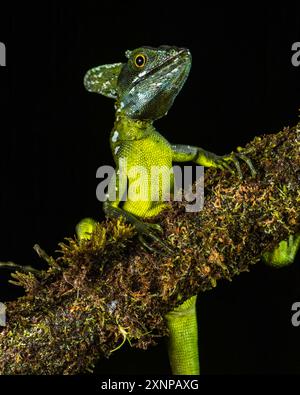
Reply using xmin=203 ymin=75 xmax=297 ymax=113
xmin=79 ymin=46 xmax=256 ymax=249
xmin=77 ymin=46 xmax=300 ymax=375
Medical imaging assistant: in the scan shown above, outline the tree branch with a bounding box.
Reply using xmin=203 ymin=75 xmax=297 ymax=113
xmin=0 ymin=123 xmax=299 ymax=374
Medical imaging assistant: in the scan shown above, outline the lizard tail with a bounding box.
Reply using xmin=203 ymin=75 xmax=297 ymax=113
xmin=165 ymin=295 xmax=200 ymax=375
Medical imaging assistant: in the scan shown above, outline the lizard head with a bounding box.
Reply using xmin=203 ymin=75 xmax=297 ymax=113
xmin=84 ymin=46 xmax=191 ymax=121
xmin=117 ymin=46 xmax=192 ymax=120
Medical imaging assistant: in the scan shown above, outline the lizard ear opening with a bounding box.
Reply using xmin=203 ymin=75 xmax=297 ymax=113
xmin=83 ymin=63 xmax=123 ymax=99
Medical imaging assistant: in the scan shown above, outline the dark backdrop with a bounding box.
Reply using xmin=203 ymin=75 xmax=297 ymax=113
xmin=0 ymin=3 xmax=299 ymax=374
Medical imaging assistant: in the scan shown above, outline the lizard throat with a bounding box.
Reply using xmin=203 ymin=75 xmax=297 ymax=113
xmin=112 ymin=114 xmax=153 ymax=141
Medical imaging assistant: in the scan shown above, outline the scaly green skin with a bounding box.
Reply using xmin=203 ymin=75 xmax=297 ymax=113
xmin=165 ymin=295 xmax=199 ymax=374
xmin=263 ymin=234 xmax=300 ymax=267
xmin=78 ymin=46 xmax=299 ymax=375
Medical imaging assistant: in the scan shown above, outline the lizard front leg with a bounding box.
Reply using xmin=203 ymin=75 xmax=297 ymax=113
xmin=171 ymin=144 xmax=256 ymax=178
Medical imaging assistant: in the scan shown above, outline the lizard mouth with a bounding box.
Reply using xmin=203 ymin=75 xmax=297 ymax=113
xmin=132 ymin=48 xmax=191 ymax=89
xmin=159 ymin=48 xmax=191 ymax=78
xmin=157 ymin=48 xmax=191 ymax=71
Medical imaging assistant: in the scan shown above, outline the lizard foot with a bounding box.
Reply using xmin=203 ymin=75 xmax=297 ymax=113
xmin=76 ymin=217 xmax=97 ymax=241
xmin=135 ymin=221 xmax=173 ymax=254
xmin=103 ymin=202 xmax=173 ymax=254
xmin=263 ymin=233 xmax=300 ymax=267
xmin=211 ymin=152 xmax=256 ymax=179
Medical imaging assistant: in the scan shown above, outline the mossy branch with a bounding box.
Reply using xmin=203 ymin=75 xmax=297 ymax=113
xmin=0 ymin=123 xmax=299 ymax=374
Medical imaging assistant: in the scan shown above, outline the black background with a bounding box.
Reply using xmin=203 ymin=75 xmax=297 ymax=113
xmin=0 ymin=3 xmax=299 ymax=375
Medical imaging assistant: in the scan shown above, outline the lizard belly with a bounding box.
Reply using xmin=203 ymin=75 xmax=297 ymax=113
xmin=120 ymin=137 xmax=173 ymax=218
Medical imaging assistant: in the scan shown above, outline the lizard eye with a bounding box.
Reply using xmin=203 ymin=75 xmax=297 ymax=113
xmin=134 ymin=54 xmax=147 ymax=68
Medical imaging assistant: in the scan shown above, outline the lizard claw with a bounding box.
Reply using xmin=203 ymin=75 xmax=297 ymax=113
xmin=138 ymin=234 xmax=158 ymax=253
xmin=221 ymin=153 xmax=243 ymax=179
xmin=236 ymin=153 xmax=257 ymax=177
xmin=146 ymin=222 xmax=164 ymax=234
xmin=215 ymin=152 xmax=256 ymax=179
xmin=103 ymin=203 xmax=172 ymax=254
xmin=135 ymin=221 xmax=173 ymax=254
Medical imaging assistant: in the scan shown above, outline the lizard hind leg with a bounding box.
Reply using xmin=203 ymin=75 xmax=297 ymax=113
xmin=76 ymin=217 xmax=98 ymax=241
xmin=263 ymin=233 xmax=300 ymax=267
